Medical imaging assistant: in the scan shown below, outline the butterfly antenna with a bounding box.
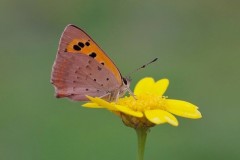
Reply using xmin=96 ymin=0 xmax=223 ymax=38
xmin=126 ymin=58 xmax=158 ymax=78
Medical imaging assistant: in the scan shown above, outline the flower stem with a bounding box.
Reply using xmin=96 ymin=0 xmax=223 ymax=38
xmin=135 ymin=128 xmax=148 ymax=160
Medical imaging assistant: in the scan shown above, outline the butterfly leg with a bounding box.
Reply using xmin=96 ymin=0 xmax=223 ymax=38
xmin=114 ymin=91 xmax=120 ymax=102
xmin=127 ymin=88 xmax=137 ymax=100
xmin=99 ymin=92 xmax=111 ymax=101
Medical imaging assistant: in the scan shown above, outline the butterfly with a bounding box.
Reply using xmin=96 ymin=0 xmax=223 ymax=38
xmin=51 ymin=24 xmax=131 ymax=101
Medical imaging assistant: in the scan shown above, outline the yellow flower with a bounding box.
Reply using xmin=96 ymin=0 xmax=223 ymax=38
xmin=83 ymin=77 xmax=202 ymax=128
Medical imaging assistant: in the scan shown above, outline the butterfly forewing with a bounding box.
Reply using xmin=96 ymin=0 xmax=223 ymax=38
xmin=51 ymin=24 xmax=123 ymax=101
xmin=59 ymin=25 xmax=122 ymax=83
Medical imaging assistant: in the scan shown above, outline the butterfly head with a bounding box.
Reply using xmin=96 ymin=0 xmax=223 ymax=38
xmin=117 ymin=77 xmax=131 ymax=97
xmin=123 ymin=76 xmax=131 ymax=87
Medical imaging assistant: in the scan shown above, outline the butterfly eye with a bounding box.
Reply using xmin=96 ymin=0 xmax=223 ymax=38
xmin=123 ymin=78 xmax=128 ymax=85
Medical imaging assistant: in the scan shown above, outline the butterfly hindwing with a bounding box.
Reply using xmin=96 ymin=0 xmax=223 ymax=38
xmin=51 ymin=52 xmax=121 ymax=100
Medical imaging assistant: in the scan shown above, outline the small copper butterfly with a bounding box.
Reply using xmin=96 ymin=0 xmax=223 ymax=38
xmin=51 ymin=24 xmax=130 ymax=101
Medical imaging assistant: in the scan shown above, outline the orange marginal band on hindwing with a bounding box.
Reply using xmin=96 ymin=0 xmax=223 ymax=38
xmin=51 ymin=24 xmax=128 ymax=101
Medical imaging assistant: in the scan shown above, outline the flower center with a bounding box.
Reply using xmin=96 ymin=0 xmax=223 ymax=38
xmin=116 ymin=93 xmax=167 ymax=112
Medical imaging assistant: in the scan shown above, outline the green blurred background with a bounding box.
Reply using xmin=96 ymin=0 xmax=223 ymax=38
xmin=1 ymin=0 xmax=239 ymax=159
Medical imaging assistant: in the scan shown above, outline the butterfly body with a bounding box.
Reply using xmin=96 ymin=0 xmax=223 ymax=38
xmin=51 ymin=25 xmax=130 ymax=101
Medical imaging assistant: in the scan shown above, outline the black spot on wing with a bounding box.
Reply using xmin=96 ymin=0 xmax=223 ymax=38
xmin=89 ymin=52 xmax=97 ymax=58
xmin=78 ymin=42 xmax=84 ymax=48
xmin=73 ymin=45 xmax=81 ymax=51
xmin=85 ymin=42 xmax=90 ymax=46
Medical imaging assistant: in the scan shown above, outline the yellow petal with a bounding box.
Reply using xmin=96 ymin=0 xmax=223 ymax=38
xmin=82 ymin=102 xmax=102 ymax=108
xmin=86 ymin=96 xmax=117 ymax=111
xmin=134 ymin=77 xmax=155 ymax=95
xmin=145 ymin=109 xmax=178 ymax=126
xmin=145 ymin=110 xmax=167 ymax=124
xmin=152 ymin=78 xmax=169 ymax=96
xmin=166 ymin=99 xmax=202 ymax=119
xmin=115 ymin=105 xmax=143 ymax=117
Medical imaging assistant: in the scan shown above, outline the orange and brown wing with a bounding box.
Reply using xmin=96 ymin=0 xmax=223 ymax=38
xmin=58 ymin=25 xmax=122 ymax=84
xmin=51 ymin=25 xmax=123 ymax=101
